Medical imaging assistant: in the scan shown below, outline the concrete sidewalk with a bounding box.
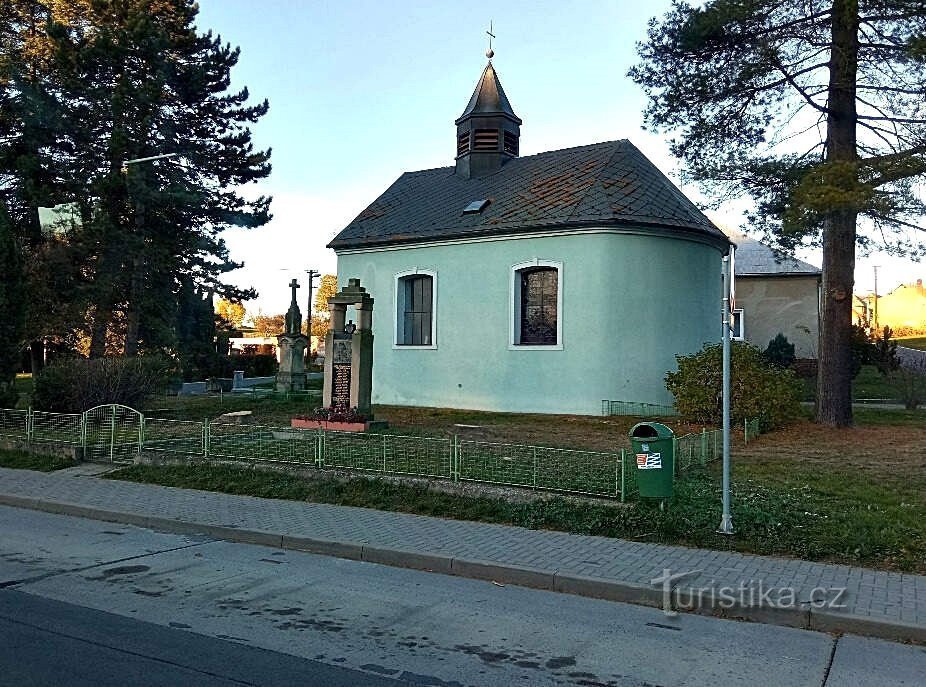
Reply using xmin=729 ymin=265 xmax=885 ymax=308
xmin=1 ymin=466 xmax=923 ymax=643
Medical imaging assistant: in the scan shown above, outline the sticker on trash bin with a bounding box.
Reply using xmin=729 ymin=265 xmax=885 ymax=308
xmin=641 ymin=443 xmax=650 ymax=452
xmin=636 ymin=452 xmax=662 ymax=470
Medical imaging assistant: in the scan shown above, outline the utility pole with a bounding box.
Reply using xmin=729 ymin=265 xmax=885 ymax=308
xmin=873 ymin=265 xmax=880 ymax=333
xmin=305 ymin=269 xmax=320 ymax=357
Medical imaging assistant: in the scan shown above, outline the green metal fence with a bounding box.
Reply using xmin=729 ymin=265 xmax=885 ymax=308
xmin=674 ymin=428 xmax=722 ymax=472
xmin=601 ymin=400 xmax=678 ymax=417
xmin=3 ymin=404 xmax=767 ymax=500
xmin=744 ymin=417 xmax=762 ymax=444
xmin=140 ymin=420 xmax=627 ymax=499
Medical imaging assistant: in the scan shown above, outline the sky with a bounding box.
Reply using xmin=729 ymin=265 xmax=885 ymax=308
xmin=195 ymin=0 xmax=924 ymax=315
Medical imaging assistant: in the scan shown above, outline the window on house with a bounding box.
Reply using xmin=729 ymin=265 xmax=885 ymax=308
xmin=513 ymin=265 xmax=560 ymax=346
xmin=395 ymin=272 xmax=436 ymax=347
xmin=731 ymin=309 xmax=744 ymax=340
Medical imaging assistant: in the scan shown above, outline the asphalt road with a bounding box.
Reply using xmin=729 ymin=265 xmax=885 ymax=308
xmin=0 ymin=504 xmax=923 ymax=686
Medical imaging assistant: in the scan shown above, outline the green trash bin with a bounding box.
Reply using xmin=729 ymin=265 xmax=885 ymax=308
xmin=629 ymin=422 xmax=675 ymax=499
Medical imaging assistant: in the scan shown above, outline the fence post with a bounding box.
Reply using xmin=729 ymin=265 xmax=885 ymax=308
xmin=316 ymin=427 xmax=324 ymax=468
xmin=620 ymin=449 xmax=627 ymax=502
xmin=382 ymin=434 xmax=387 ymax=473
xmin=532 ymin=447 xmax=538 ymax=488
xmin=453 ymin=434 xmax=459 ymax=482
xmin=700 ymin=428 xmax=707 ymax=465
xmin=26 ymin=407 xmax=33 ymax=444
xmin=203 ymin=419 xmax=210 ymax=459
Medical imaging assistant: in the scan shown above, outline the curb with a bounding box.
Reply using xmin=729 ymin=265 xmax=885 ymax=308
xmin=1 ymin=493 xmax=923 ymax=645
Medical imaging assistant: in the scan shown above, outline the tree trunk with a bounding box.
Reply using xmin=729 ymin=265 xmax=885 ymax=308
xmin=29 ymin=340 xmax=45 ymax=374
xmin=88 ymin=304 xmax=112 ymax=359
xmin=816 ymin=0 xmax=859 ymax=427
xmin=123 ymin=256 xmax=143 ymax=357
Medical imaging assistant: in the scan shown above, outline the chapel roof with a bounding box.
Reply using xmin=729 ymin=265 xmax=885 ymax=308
xmin=724 ymin=228 xmax=821 ymax=276
xmin=328 ymin=139 xmax=729 ymax=251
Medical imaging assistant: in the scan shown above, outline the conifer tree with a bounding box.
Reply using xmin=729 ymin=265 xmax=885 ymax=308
xmin=57 ymin=0 xmax=271 ymax=357
xmin=631 ymin=1 xmax=926 ymax=427
xmin=0 ymin=203 xmax=25 ymax=406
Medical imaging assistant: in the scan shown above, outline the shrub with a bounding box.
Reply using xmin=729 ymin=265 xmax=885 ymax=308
xmin=870 ymin=326 xmax=900 ymax=377
xmin=850 ymin=324 xmax=874 ymax=378
xmin=33 ymin=356 xmax=175 ymax=413
xmin=763 ymin=333 xmax=796 ymax=368
xmin=666 ymin=342 xmax=803 ymax=429
xmin=181 ymin=352 xmax=278 ymax=382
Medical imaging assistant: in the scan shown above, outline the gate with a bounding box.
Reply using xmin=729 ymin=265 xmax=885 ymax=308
xmin=82 ymin=404 xmax=143 ymax=464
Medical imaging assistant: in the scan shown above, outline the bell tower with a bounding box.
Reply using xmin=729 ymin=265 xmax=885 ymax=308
xmin=454 ymin=33 xmax=521 ymax=178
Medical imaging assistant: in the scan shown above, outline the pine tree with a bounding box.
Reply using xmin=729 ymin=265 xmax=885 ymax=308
xmin=0 ymin=1 xmax=93 ymax=370
xmin=0 ymin=203 xmax=25 ymax=406
xmin=53 ymin=0 xmax=271 ymax=357
xmin=631 ymin=1 xmax=926 ymax=427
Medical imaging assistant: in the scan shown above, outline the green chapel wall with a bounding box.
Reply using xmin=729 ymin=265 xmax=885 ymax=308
xmin=335 ymin=230 xmax=723 ymax=415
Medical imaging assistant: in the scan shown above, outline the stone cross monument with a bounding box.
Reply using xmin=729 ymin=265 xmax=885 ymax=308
xmin=276 ymin=279 xmax=309 ymax=392
xmin=322 ymin=278 xmax=374 ymax=417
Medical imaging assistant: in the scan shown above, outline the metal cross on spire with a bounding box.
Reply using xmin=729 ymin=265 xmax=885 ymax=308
xmin=486 ymin=21 xmax=495 ymax=59
xmin=289 ymin=278 xmax=300 ymax=305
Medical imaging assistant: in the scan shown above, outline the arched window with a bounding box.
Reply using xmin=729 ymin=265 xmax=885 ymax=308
xmin=394 ymin=271 xmax=437 ymax=347
xmin=511 ymin=261 xmax=562 ymax=348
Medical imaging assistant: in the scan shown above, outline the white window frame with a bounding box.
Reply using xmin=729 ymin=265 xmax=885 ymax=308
xmin=393 ymin=269 xmax=438 ymax=349
xmin=730 ymin=308 xmax=745 ymax=341
xmin=509 ymin=259 xmax=563 ymax=350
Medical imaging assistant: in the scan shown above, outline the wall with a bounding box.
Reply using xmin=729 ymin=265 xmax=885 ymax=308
xmin=336 ymin=230 xmax=722 ymax=415
xmin=873 ymin=282 xmax=926 ymax=333
xmin=735 ymin=275 xmax=820 ymax=358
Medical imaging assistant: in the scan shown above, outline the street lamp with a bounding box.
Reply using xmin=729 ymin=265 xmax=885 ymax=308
xmin=121 ymin=152 xmax=178 ymax=174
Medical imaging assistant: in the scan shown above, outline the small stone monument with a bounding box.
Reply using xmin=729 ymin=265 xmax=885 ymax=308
xmin=276 ymin=279 xmax=309 ymax=392
xmin=323 ymin=278 xmax=374 ymax=417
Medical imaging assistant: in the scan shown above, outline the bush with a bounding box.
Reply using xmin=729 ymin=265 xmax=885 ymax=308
xmin=871 ymin=326 xmax=900 ymax=377
xmin=181 ymin=352 xmax=278 ymax=382
xmin=666 ymin=342 xmax=803 ymax=429
xmin=763 ymin=333 xmax=796 ymax=368
xmin=33 ymin=356 xmax=175 ymax=413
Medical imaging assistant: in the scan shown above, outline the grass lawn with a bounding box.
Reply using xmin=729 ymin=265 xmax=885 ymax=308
xmin=108 ymin=407 xmax=926 ymax=573
xmin=800 ymin=364 xmax=916 ymax=403
xmin=898 ymin=336 xmax=926 ymax=351
xmin=0 ymin=448 xmax=75 ymax=472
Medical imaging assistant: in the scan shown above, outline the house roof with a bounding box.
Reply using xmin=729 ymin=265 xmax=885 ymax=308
xmin=725 ymin=228 xmax=821 ymax=276
xmin=329 ymin=139 xmax=729 ymax=251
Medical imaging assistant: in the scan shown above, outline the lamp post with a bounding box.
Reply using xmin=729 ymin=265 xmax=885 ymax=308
xmin=718 ymin=249 xmax=734 ymax=535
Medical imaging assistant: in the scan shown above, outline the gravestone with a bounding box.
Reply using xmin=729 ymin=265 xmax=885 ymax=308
xmin=276 ymin=279 xmax=309 ymax=392
xmin=322 ymin=278 xmax=374 ymax=417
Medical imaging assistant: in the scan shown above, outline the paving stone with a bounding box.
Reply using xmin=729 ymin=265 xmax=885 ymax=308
xmin=0 ymin=466 xmax=924 ymax=642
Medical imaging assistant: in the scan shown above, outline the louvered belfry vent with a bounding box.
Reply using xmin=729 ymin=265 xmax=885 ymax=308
xmin=473 ymin=129 xmax=499 ymax=151
xmin=454 ymin=61 xmax=521 ymax=178
xmin=503 ymin=131 xmax=518 ymax=156
xmin=457 ymin=132 xmax=470 ymax=156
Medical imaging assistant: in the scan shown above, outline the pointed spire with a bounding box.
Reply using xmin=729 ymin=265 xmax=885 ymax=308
xmin=455 ymin=61 xmax=521 ymax=126
xmin=453 ymin=30 xmax=522 ymax=178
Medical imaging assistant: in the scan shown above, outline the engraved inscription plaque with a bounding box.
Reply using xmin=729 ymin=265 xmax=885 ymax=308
xmin=332 ymin=364 xmax=351 ymax=406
